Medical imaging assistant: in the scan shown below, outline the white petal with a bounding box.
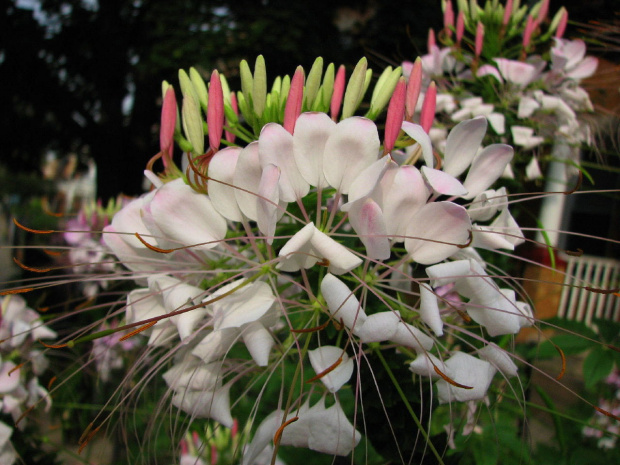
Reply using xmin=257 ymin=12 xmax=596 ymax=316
xmin=310 ymin=228 xmax=362 ymax=274
xmin=401 ymin=122 xmax=434 ymax=167
xmin=323 ymin=117 xmax=380 ymax=193
xmin=321 ymin=274 xmax=367 ymax=332
xmin=306 ymin=401 xmax=361 ymax=456
xmin=517 ymin=96 xmax=540 ymax=118
xmin=149 ymin=178 xmax=227 ymax=251
xmin=343 ymin=155 xmax=392 ymax=207
xmin=308 ymin=346 xmax=354 ymax=393
xmin=419 ymin=283 xmax=443 ymax=336
xmin=242 ymin=322 xmax=274 ymax=367
xmin=257 ymin=164 xmax=281 ymax=245
xmin=406 ymin=202 xmax=472 ymax=265
xmin=233 ymin=142 xmax=262 ymax=220
xmin=111 ymin=195 xmax=154 ymax=249
xmin=347 ymin=198 xmax=390 ymax=260
xmin=390 ymin=322 xmax=434 ymax=352
xmin=525 ymin=157 xmax=543 ymax=180
xmin=409 ymin=352 xmax=446 ymax=379
xmin=171 ymin=385 xmax=233 ymax=427
xmin=478 ymin=343 xmax=518 ymax=378
xmin=277 ymin=223 xmax=319 ymax=272
xmin=293 ymin=112 xmax=335 ymax=187
xmin=436 ymin=352 xmax=496 ymax=403
xmin=215 ymin=281 xmax=275 ymax=330
xmin=163 ymin=362 xmax=221 ymax=391
xmin=208 ymin=147 xmax=244 ymax=221
xmin=425 ymin=260 xmax=472 ymax=287
xmin=443 ymin=116 xmax=487 ymax=177
xmin=382 ymin=166 xmax=429 ymax=238
xmin=421 ymin=166 xmax=468 ymax=197
xmin=259 ymin=123 xmax=310 ymax=202
xmin=355 ymin=311 xmax=400 ymax=342
xmin=191 ymin=328 xmax=238 ymax=362
xmin=462 ymin=144 xmax=514 ymax=199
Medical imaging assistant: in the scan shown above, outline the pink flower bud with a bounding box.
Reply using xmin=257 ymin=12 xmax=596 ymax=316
xmin=180 ymin=439 xmax=188 ymax=456
xmin=502 ymin=0 xmax=513 ymax=26
xmin=405 ymin=58 xmax=422 ymax=121
xmin=231 ymin=418 xmax=239 ymax=438
xmin=384 ymin=77 xmax=406 ymax=155
xmin=443 ymin=0 xmax=455 ymax=38
xmin=283 ymin=66 xmax=305 ymax=134
xmin=420 ymin=81 xmax=437 ymax=133
xmin=537 ymin=0 xmax=549 ymax=23
xmin=207 ymin=70 xmax=224 ymax=151
xmin=427 ymin=28 xmax=436 ymax=53
xmin=160 ymin=87 xmax=177 ymax=167
xmin=456 ymin=11 xmax=465 ymax=45
xmin=330 ymin=65 xmax=346 ymax=121
xmin=523 ymin=15 xmax=535 ymax=50
xmin=555 ymin=10 xmax=568 ymax=39
xmin=475 ymin=22 xmax=484 ymax=57
xmin=211 ymin=444 xmax=218 ymax=465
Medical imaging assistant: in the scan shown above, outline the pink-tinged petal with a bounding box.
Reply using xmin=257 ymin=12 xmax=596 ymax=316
xmin=390 ymin=322 xmax=434 ymax=352
xmin=525 ymin=156 xmax=542 ymax=180
xmin=323 ymin=117 xmax=380 ymax=194
xmin=149 ymin=178 xmax=227 ymax=251
xmin=476 ymin=64 xmax=503 ymax=83
xmin=494 ymin=58 xmax=540 ymax=86
xmin=443 ymin=116 xmax=487 ymax=177
xmin=0 ymin=362 xmax=20 ymax=393
xmin=567 ymin=56 xmax=598 ymax=80
xmin=330 ymin=65 xmax=346 ymax=121
xmin=256 ymin=164 xmax=281 ymax=245
xmin=344 ymin=155 xmax=393 ymax=207
xmin=421 ymin=166 xmax=468 ymax=197
xmin=456 ymin=10 xmax=465 ymax=44
xmin=293 ymin=112 xmax=335 ymax=188
xmin=409 ymin=352 xmax=446 ymax=378
xmin=356 ymin=311 xmax=400 ymax=342
xmin=348 ymin=198 xmax=390 ymax=260
xmin=472 ymin=224 xmax=517 ymax=250
xmin=490 ymin=208 xmax=524 ymax=247
xmin=475 ymin=22 xmax=484 ymax=57
xmin=283 ymin=66 xmax=305 ymax=134
xmin=259 ymin=123 xmax=310 ymax=202
xmin=517 ymin=96 xmax=540 ymax=118
xmin=502 ymin=0 xmax=513 ymax=26
xmin=384 ymin=77 xmax=406 ymax=154
xmin=277 ymin=222 xmax=319 ymax=272
xmin=383 ymin=165 xmax=429 ymax=238
xmin=478 ymin=343 xmax=518 ymax=377
xmin=419 ymin=283 xmax=443 ymax=336
xmin=171 ymin=385 xmax=233 ymax=427
xmin=487 ymin=113 xmax=505 ymax=135
xmin=405 ymin=58 xmax=422 ymax=121
xmin=555 ymin=9 xmax=568 ymax=38
xmin=321 ymin=273 xmax=367 ymax=332
xmin=436 ymin=352 xmax=496 ymax=403
xmin=225 ymin=92 xmax=238 ymax=143
xmin=308 ymin=346 xmax=354 ymax=393
xmin=401 ymin=121 xmax=434 ymax=167
xmin=406 ymin=202 xmax=472 ymax=265
xmin=233 ymin=142 xmax=261 ymax=220
xmin=160 ymin=87 xmax=177 ymax=164
xmin=207 ymin=70 xmax=224 ymax=151
xmin=310 ymin=228 xmax=362 ymax=274
xmin=462 ymin=144 xmax=513 ymax=199
xmin=420 ymin=81 xmax=437 ymax=133
xmin=467 ymin=188 xmax=507 ymax=222
xmin=242 ymin=322 xmax=274 ymax=367
xmin=103 ymin=225 xmax=167 ymax=275
xmin=207 ymin=146 xmax=244 ymax=221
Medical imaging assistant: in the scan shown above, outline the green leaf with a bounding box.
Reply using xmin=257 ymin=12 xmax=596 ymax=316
xmin=530 ymin=334 xmax=596 ymax=359
xmin=583 ymin=347 xmax=615 ymax=390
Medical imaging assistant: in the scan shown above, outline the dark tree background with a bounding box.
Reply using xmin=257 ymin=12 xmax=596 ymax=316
xmin=1 ymin=0 xmax=616 ymax=200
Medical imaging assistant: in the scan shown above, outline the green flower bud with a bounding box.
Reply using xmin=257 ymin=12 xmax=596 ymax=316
xmin=304 ymin=56 xmax=323 ymax=110
xmin=252 ymin=55 xmax=267 ymax=116
xmin=189 ymin=67 xmax=208 ymax=111
xmin=182 ymin=95 xmax=204 ymax=155
xmin=342 ymin=57 xmax=367 ymax=119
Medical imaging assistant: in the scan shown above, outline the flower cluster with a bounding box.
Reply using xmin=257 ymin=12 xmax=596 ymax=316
xmin=0 ymin=295 xmax=56 ymax=465
xmin=47 ymin=54 xmax=544 ymax=464
xmin=406 ymin=0 xmax=598 ymax=185
xmin=583 ymin=370 xmax=620 ymax=450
